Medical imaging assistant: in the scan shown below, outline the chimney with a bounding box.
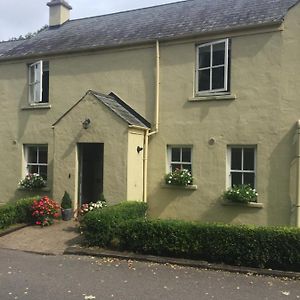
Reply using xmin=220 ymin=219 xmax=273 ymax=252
xmin=47 ymin=0 xmax=72 ymax=27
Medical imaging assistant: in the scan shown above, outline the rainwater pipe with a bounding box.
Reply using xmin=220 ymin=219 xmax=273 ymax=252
xmin=143 ymin=40 xmax=160 ymax=202
xmin=295 ymin=120 xmax=300 ymax=227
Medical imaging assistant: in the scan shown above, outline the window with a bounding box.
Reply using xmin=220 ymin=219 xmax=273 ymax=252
xmin=28 ymin=61 xmax=49 ymax=104
xmin=228 ymin=146 xmax=256 ymax=188
xmin=24 ymin=145 xmax=48 ymax=180
xmin=167 ymin=146 xmax=192 ymax=172
xmin=196 ymin=39 xmax=230 ymax=94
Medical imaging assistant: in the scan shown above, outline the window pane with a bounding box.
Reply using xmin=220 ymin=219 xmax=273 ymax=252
xmin=213 ymin=42 xmax=225 ymax=66
xmin=28 ymin=165 xmax=38 ymax=174
xmin=28 ymin=147 xmax=37 ymax=163
xmin=171 ymin=164 xmax=181 ymax=172
xmin=231 ymin=172 xmax=242 ymax=187
xmin=39 ymin=147 xmax=48 ymax=164
xmin=212 ymin=66 xmax=224 ymax=90
xmin=182 ymin=148 xmax=191 ymax=162
xmin=183 ymin=164 xmax=192 ymax=172
xmin=243 ymin=148 xmax=254 ymax=171
xmin=171 ymin=148 xmax=180 ymax=162
xmin=244 ymin=173 xmax=255 ymax=188
xmin=198 ymin=45 xmax=210 ymax=68
xmin=231 ymin=148 xmax=242 ymax=170
xmin=198 ymin=69 xmax=210 ymax=91
xmin=39 ymin=166 xmax=48 ymax=180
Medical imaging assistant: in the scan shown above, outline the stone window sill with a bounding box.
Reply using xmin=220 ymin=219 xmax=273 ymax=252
xmin=221 ymin=200 xmax=263 ymax=208
xmin=188 ymin=94 xmax=236 ymax=102
xmin=21 ymin=104 xmax=51 ymax=110
xmin=161 ymin=184 xmax=198 ymax=190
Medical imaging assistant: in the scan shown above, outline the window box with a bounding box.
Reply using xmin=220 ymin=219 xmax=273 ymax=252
xmin=161 ymin=183 xmax=198 ymax=190
xmin=17 ymin=186 xmax=51 ymax=192
xmin=221 ymin=200 xmax=263 ymax=208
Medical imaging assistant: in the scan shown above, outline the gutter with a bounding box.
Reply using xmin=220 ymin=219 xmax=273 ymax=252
xmin=0 ymin=21 xmax=283 ymax=63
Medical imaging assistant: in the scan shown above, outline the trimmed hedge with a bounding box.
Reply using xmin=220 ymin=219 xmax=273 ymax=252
xmin=80 ymin=201 xmax=148 ymax=247
xmin=80 ymin=202 xmax=300 ymax=271
xmin=0 ymin=197 xmax=37 ymax=229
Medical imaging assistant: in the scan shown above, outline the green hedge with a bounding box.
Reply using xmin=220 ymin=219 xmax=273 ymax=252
xmin=0 ymin=197 xmax=37 ymax=229
xmin=80 ymin=202 xmax=300 ymax=271
xmin=80 ymin=201 xmax=148 ymax=247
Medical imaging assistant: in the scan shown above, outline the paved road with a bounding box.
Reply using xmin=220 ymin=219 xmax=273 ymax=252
xmin=0 ymin=249 xmax=299 ymax=300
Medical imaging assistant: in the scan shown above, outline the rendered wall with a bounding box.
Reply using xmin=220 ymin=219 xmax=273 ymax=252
xmin=52 ymin=93 xmax=128 ymax=208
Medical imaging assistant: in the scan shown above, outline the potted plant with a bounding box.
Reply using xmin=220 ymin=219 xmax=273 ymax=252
xmin=165 ymin=168 xmax=193 ymax=186
xmin=61 ymin=191 xmax=73 ymax=221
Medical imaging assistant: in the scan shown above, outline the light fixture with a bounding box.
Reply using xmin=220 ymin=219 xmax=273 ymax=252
xmin=82 ymin=118 xmax=91 ymax=129
xmin=137 ymin=146 xmax=143 ymax=153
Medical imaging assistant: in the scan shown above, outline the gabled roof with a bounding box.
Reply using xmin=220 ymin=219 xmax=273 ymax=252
xmin=1 ymin=0 xmax=299 ymax=60
xmin=53 ymin=90 xmax=151 ymax=129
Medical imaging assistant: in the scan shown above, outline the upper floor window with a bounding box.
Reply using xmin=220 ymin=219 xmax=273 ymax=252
xmin=28 ymin=61 xmax=49 ymax=104
xmin=196 ymin=39 xmax=230 ymax=94
xmin=167 ymin=146 xmax=192 ymax=173
xmin=228 ymin=146 xmax=256 ymax=188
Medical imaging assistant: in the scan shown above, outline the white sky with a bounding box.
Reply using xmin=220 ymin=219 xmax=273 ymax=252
xmin=0 ymin=0 xmax=182 ymax=41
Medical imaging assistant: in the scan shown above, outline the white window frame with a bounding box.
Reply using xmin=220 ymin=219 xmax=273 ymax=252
xmin=28 ymin=60 xmax=43 ymax=103
xmin=196 ymin=38 xmax=229 ymax=94
xmin=167 ymin=145 xmax=192 ymax=173
xmin=24 ymin=145 xmax=48 ymax=180
xmin=227 ymin=146 xmax=256 ymax=188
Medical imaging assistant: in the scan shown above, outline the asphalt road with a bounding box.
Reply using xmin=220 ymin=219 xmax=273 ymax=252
xmin=0 ymin=249 xmax=299 ymax=300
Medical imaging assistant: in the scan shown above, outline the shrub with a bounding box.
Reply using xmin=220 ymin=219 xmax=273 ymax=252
xmin=31 ymin=196 xmax=60 ymax=227
xmin=61 ymin=191 xmax=72 ymax=209
xmin=223 ymin=184 xmax=258 ymax=203
xmin=165 ymin=169 xmax=193 ymax=186
xmin=80 ymin=203 xmax=300 ymax=271
xmin=0 ymin=197 xmax=36 ymax=229
xmin=80 ymin=202 xmax=147 ymax=247
xmin=19 ymin=173 xmax=46 ymax=190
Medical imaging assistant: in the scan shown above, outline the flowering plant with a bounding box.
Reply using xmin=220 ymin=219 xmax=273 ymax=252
xmin=165 ymin=168 xmax=193 ymax=186
xmin=79 ymin=200 xmax=107 ymax=216
xmin=223 ymin=184 xmax=258 ymax=203
xmin=31 ymin=196 xmax=60 ymax=226
xmin=19 ymin=173 xmax=46 ymax=189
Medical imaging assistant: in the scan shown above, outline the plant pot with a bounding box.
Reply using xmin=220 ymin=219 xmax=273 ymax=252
xmin=61 ymin=208 xmax=73 ymax=221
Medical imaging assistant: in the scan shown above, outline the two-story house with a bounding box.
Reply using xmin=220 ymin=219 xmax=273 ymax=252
xmin=0 ymin=0 xmax=299 ymax=227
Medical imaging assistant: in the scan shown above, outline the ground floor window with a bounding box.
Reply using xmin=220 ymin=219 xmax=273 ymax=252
xmin=228 ymin=146 xmax=256 ymax=188
xmin=167 ymin=146 xmax=192 ymax=172
xmin=24 ymin=145 xmax=48 ymax=180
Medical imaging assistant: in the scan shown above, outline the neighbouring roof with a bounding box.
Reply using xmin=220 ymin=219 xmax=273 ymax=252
xmin=1 ymin=0 xmax=299 ymax=60
xmin=53 ymin=90 xmax=151 ymax=129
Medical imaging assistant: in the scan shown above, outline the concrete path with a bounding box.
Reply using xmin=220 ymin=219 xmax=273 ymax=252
xmin=0 ymin=220 xmax=82 ymax=255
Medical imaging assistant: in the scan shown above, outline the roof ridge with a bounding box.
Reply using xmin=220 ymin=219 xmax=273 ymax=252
xmin=68 ymin=0 xmax=189 ymax=23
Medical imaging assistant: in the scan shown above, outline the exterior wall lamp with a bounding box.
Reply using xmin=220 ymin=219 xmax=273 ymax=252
xmin=82 ymin=118 xmax=91 ymax=129
xmin=137 ymin=146 xmax=143 ymax=153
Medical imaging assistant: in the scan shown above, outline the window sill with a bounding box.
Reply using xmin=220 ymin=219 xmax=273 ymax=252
xmin=161 ymin=184 xmax=198 ymax=190
xmin=21 ymin=104 xmax=51 ymax=110
xmin=188 ymin=94 xmax=236 ymax=102
xmin=221 ymin=200 xmax=263 ymax=208
xmin=17 ymin=187 xmax=51 ymax=192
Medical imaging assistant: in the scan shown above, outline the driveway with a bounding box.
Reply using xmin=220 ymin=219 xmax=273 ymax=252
xmin=0 ymin=220 xmax=82 ymax=255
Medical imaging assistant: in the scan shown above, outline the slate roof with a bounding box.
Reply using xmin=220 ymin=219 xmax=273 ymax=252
xmin=0 ymin=40 xmax=24 ymax=57
xmin=1 ymin=0 xmax=299 ymax=60
xmin=53 ymin=90 xmax=151 ymax=129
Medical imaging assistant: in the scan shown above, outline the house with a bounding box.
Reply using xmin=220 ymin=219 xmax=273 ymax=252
xmin=0 ymin=0 xmax=299 ymax=227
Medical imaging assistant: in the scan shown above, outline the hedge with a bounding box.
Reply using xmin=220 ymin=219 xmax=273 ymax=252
xmin=0 ymin=197 xmax=37 ymax=230
xmin=80 ymin=202 xmax=300 ymax=271
xmin=80 ymin=201 xmax=148 ymax=247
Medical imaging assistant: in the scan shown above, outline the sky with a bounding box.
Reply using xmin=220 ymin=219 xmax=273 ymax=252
xmin=0 ymin=0 xmax=182 ymax=41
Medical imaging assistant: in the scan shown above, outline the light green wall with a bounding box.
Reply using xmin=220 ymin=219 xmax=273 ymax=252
xmin=0 ymin=3 xmax=299 ymax=226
